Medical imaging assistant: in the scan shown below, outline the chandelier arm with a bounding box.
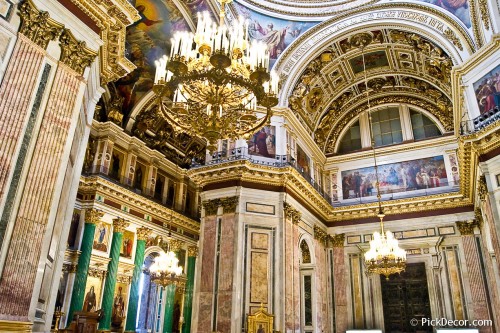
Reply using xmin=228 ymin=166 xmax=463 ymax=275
xmin=158 ymin=97 xmax=192 ymax=132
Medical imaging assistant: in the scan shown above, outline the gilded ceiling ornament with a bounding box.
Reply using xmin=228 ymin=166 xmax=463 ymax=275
xmin=112 ymin=217 xmax=129 ymax=233
xmin=85 ymin=209 xmax=104 ymax=224
xmin=202 ymin=199 xmax=220 ymax=216
xmin=187 ymin=245 xmax=198 ymax=257
xmin=136 ymin=227 xmax=152 ymax=241
xmin=18 ymin=0 xmax=64 ymax=49
xmin=329 ymin=234 xmax=345 ymax=248
xmin=349 ymin=32 xmax=373 ymax=49
xmin=221 ymin=196 xmax=239 ymax=214
xmin=59 ymin=29 xmax=98 ymax=75
xmin=478 ymin=0 xmax=490 ymax=30
xmin=456 ymin=220 xmax=476 ymax=235
xmin=313 ymin=225 xmax=328 ymax=245
xmin=169 ymin=239 xmax=183 ymax=252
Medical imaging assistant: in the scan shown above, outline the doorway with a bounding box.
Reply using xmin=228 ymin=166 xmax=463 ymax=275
xmin=381 ymin=262 xmax=432 ymax=333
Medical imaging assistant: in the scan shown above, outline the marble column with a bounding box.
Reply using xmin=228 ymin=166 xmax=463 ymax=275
xmin=216 ymin=197 xmax=238 ymax=332
xmin=182 ymin=246 xmax=198 ymax=333
xmin=196 ymin=199 xmax=219 ymax=333
xmin=162 ymin=284 xmax=177 ymax=333
xmin=456 ymin=221 xmax=493 ymax=333
xmin=66 ymin=209 xmax=103 ymax=325
xmin=0 ymin=27 xmax=95 ymax=321
xmin=99 ymin=218 xmax=129 ymax=331
xmin=331 ymin=234 xmax=347 ymax=333
xmin=124 ymin=227 xmax=151 ymax=332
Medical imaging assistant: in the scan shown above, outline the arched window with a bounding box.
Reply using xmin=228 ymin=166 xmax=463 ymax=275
xmin=410 ymin=109 xmax=442 ymax=140
xmin=371 ymin=107 xmax=403 ymax=147
xmin=299 ymin=239 xmax=314 ymax=332
xmin=338 ymin=120 xmax=362 ymax=154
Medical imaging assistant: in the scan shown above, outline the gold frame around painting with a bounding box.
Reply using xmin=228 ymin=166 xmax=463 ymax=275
xmin=247 ymin=304 xmax=273 ymax=333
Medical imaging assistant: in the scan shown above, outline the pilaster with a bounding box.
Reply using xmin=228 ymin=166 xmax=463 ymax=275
xmin=182 ymin=246 xmax=198 ymax=333
xmin=330 ymin=234 xmax=347 ymax=333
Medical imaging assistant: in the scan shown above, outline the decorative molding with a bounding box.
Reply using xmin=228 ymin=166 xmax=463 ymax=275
xmin=0 ymin=320 xmax=32 ymax=332
xmin=112 ymin=217 xmax=129 ymax=233
xmin=85 ymin=208 xmax=104 ymax=224
xmin=475 ymin=208 xmax=484 ymax=227
xmin=136 ymin=227 xmax=152 ymax=241
xmin=117 ymin=274 xmax=132 ymax=284
xmin=313 ymin=225 xmax=328 ymax=245
xmin=62 ymin=263 xmax=78 ymax=273
xmin=221 ymin=196 xmax=239 ymax=214
xmin=456 ymin=220 xmax=477 ymax=235
xmin=59 ymin=28 xmax=98 ymax=75
xmin=202 ymin=199 xmax=220 ymax=216
xmin=187 ymin=245 xmax=198 ymax=257
xmin=330 ymin=233 xmax=345 ymax=248
xmin=478 ymin=0 xmax=490 ymax=30
xmin=477 ymin=175 xmax=488 ymax=201
xmin=88 ymin=267 xmax=107 ymax=279
xmin=18 ymin=0 xmax=64 ymax=49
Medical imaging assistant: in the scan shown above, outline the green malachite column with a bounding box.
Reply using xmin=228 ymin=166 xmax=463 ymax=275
xmin=66 ymin=209 xmax=103 ymax=326
xmin=124 ymin=227 xmax=151 ymax=333
xmin=182 ymin=246 xmax=197 ymax=333
xmin=98 ymin=217 xmax=129 ymax=331
xmin=162 ymin=284 xmax=177 ymax=333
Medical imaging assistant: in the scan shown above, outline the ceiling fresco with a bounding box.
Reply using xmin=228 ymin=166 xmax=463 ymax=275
xmin=416 ymin=0 xmax=471 ymax=28
xmin=288 ymin=30 xmax=454 ymax=155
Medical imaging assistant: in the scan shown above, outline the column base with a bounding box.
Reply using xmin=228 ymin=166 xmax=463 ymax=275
xmin=0 ymin=320 xmax=32 ymax=332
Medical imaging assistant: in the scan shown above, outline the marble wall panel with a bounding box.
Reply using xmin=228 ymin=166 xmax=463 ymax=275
xmin=333 ymin=247 xmax=347 ymax=332
xmin=250 ymin=252 xmax=268 ymax=304
xmin=443 ymin=246 xmax=466 ymax=320
xmin=200 ymin=216 xmax=216 ymax=292
xmin=314 ymin=239 xmax=328 ymax=333
xmin=284 ymin=222 xmax=300 ymax=331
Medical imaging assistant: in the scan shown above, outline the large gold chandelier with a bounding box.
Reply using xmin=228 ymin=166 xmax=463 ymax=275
xmin=149 ymin=250 xmax=185 ymax=287
xmin=153 ymin=0 xmax=278 ymax=151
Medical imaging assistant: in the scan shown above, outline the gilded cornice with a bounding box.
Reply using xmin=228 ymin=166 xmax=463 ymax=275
xmin=59 ymin=29 xmax=98 ymax=75
xmin=78 ymin=175 xmax=199 ymax=233
xmin=65 ymin=0 xmax=141 ymax=83
xmin=18 ymin=0 xmax=64 ymax=49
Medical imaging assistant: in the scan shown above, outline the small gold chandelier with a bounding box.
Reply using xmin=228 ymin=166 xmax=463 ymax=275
xmin=153 ymin=0 xmax=278 ymax=151
xmin=357 ymin=36 xmax=406 ymax=280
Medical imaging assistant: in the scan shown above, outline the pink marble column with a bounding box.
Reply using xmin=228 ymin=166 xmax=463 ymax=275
xmin=331 ymin=234 xmax=347 ymax=333
xmin=314 ymin=238 xmax=328 ymax=333
xmin=198 ymin=211 xmax=217 ymax=333
xmin=0 ymin=36 xmax=45 ymax=206
xmin=0 ymin=64 xmax=82 ymax=320
xmin=284 ymin=218 xmax=300 ymax=332
xmin=457 ymin=221 xmax=493 ymax=333
xmin=216 ymin=212 xmax=236 ymax=332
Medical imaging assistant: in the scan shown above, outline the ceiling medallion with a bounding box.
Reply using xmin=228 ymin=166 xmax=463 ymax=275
xmin=152 ymin=0 xmax=278 ymax=151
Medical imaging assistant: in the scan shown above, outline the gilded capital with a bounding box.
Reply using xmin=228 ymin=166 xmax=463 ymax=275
xmin=59 ymin=29 xmax=97 ymax=75
xmin=474 ymin=209 xmax=484 ymax=227
xmin=314 ymin=225 xmax=328 ymax=245
xmin=456 ymin=221 xmax=477 ymax=236
xmin=202 ymin=199 xmax=220 ymax=216
xmin=187 ymin=245 xmax=198 ymax=257
xmin=169 ymin=239 xmax=183 ymax=252
xmin=221 ymin=196 xmax=239 ymax=214
xmin=136 ymin=227 xmax=152 ymax=241
xmin=330 ymin=234 xmax=345 ymax=248
xmin=283 ymin=202 xmax=301 ymax=224
xmin=85 ymin=209 xmax=103 ymax=224
xmin=62 ymin=263 xmax=78 ymax=273
xmin=18 ymin=0 xmax=64 ymax=49
xmin=477 ymin=176 xmax=488 ymax=201
xmin=112 ymin=217 xmax=129 ymax=233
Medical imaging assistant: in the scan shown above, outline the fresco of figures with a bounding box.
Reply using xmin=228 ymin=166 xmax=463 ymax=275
xmin=418 ymin=0 xmax=470 ymax=28
xmin=247 ymin=126 xmax=276 ymax=158
xmin=296 ymin=145 xmax=311 ymax=176
xmin=473 ymin=63 xmax=500 ymax=114
xmin=341 ymin=155 xmax=448 ymax=200
xmin=233 ymin=2 xmax=318 ymax=68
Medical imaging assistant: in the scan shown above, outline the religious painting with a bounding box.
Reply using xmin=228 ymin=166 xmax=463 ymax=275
xmin=473 ymin=63 xmax=500 ymax=114
xmin=67 ymin=209 xmax=81 ymax=249
xmin=0 ymin=0 xmax=13 ymax=19
xmin=112 ymin=282 xmax=129 ymax=328
xmin=417 ymin=0 xmax=471 ymax=28
xmin=233 ymin=2 xmax=318 ymax=67
xmin=349 ymin=50 xmax=389 ymax=74
xmin=84 ymin=277 xmax=102 ymax=312
xmin=93 ymin=222 xmax=111 ymax=253
xmin=340 ymin=155 xmax=447 ymax=200
xmin=296 ymin=145 xmax=310 ymax=176
xmin=247 ymin=126 xmax=276 ymax=158
xmin=120 ymin=230 xmax=135 ymax=259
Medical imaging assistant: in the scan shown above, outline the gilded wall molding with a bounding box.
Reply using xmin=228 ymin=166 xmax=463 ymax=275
xmin=59 ymin=29 xmax=98 ymax=75
xmin=221 ymin=196 xmax=239 ymax=214
xmin=18 ymin=0 xmax=64 ymax=49
xmin=477 ymin=0 xmax=490 ymax=30
xmin=474 ymin=208 xmax=484 ymax=227
xmin=477 ymin=175 xmax=488 ymax=201
xmin=329 ymin=234 xmax=345 ymax=248
xmin=313 ymin=225 xmax=328 ymax=245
